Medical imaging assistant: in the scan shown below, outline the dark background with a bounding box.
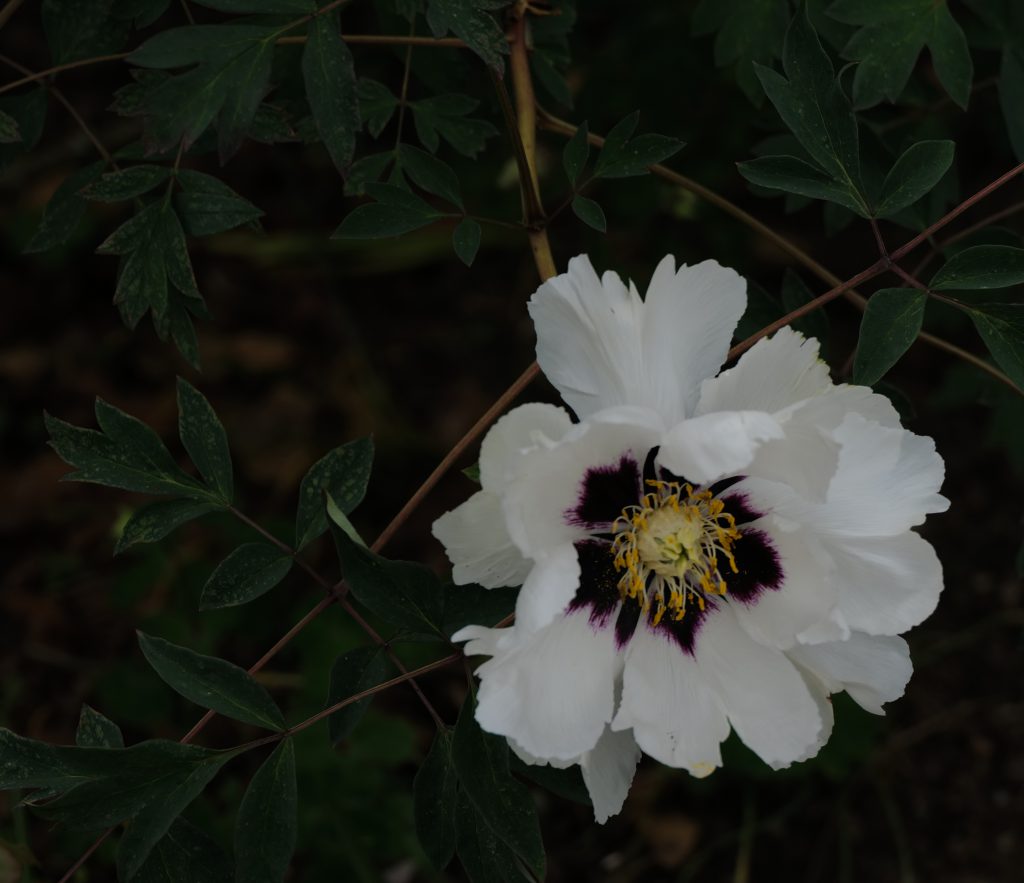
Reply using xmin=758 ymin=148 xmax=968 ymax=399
xmin=1 ymin=0 xmax=1023 ymax=880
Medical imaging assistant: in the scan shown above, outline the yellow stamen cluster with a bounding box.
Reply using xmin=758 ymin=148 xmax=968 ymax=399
xmin=611 ymin=480 xmax=741 ymax=626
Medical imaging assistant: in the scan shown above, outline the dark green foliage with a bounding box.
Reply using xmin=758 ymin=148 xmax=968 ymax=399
xmin=781 ymin=269 xmax=829 ymax=346
xmin=454 ymin=790 xmax=525 ymax=882
xmin=134 ymin=819 xmax=234 ymax=883
xmin=562 ymin=121 xmax=589 ymax=184
xmin=964 ymin=305 xmax=1024 ymax=391
xmin=400 ymin=143 xmax=464 ymax=207
xmin=853 ymin=288 xmax=927 ymax=385
xmin=117 ymin=498 xmax=220 ymax=554
xmin=137 ymin=631 xmax=286 ymax=730
xmin=876 ymin=141 xmax=955 ymax=218
xmin=174 ymin=170 xmax=264 ymax=236
xmin=930 ymin=245 xmax=1024 ymax=290
xmin=199 ymin=543 xmax=293 ymax=609
xmin=426 ymin=0 xmax=510 ymax=71
xmin=0 ymin=109 xmax=21 ymax=143
xmin=440 ymin=584 xmax=517 ymax=638
xmin=592 ymin=112 xmax=684 ymax=178
xmin=176 ymin=378 xmax=233 ymax=504
xmin=411 ymin=93 xmax=499 ymax=157
xmin=128 ymin=24 xmax=281 ymax=157
xmin=828 ymin=0 xmax=972 ymax=109
xmin=358 ymin=79 xmax=398 ymax=138
xmin=194 ymin=0 xmax=313 ymax=10
xmin=0 ymin=87 xmax=48 ymax=171
xmin=508 ymin=755 xmax=591 ymax=807
xmin=294 ymin=436 xmax=373 ymax=550
xmin=24 ymin=162 xmax=105 ymax=253
xmin=234 ymin=739 xmax=298 ymax=883
xmin=414 ymin=728 xmax=458 ymax=870
xmin=571 ymin=194 xmax=606 ymax=231
xmin=76 ymin=705 xmax=125 ymax=749
xmin=325 ymin=646 xmax=394 ymax=744
xmin=332 ymin=527 xmax=446 ymax=637
xmin=81 ymin=165 xmax=173 ymax=202
xmin=333 ymin=182 xmax=450 ymax=239
xmin=452 ymin=697 xmax=545 ymax=881
xmin=453 ymin=216 xmax=482 ymax=266
xmin=303 ymin=11 xmax=360 ymax=174
xmin=41 ymin=0 xmax=130 ymax=65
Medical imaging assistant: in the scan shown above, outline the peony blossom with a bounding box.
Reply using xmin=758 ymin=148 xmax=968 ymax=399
xmin=433 ymin=255 xmax=947 ymax=822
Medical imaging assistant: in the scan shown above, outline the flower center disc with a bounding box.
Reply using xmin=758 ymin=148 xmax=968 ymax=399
xmin=612 ymin=480 xmax=742 ymax=625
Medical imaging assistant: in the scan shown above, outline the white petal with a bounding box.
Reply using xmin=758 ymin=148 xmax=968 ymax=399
xmin=787 ymin=633 xmax=912 ymax=715
xmin=697 ymin=327 xmax=831 ymax=416
xmin=696 ymin=605 xmax=824 ymax=768
xmin=479 ymin=402 xmax=573 ymax=492
xmin=613 ymin=622 xmax=730 ymax=775
xmin=452 ymin=623 xmax=513 ymax=658
xmin=502 ymin=415 xmax=660 ymax=560
xmin=658 ymin=410 xmax=783 ymax=484
xmin=730 ymin=518 xmax=840 ymax=650
xmin=640 ymin=257 xmax=747 ymax=422
xmin=529 ymin=255 xmax=646 ymax=421
xmin=820 ymin=414 xmax=949 ymax=536
xmin=581 ymin=725 xmax=641 ymax=823
xmin=514 ymin=543 xmax=581 ymax=634
xmin=820 ymin=531 xmax=942 ymax=636
xmin=473 ymin=612 xmax=621 ymax=760
xmin=432 ymin=490 xmax=531 ymax=588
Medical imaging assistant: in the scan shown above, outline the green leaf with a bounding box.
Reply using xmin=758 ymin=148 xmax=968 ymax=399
xmin=76 ymin=705 xmax=124 ymax=749
xmin=830 ymin=0 xmax=972 ymax=109
xmin=42 ymin=0 xmax=129 ymax=65
xmin=852 ymin=288 xmax=926 ymax=385
xmin=234 ymin=739 xmax=297 ymax=883
xmin=333 ymin=199 xmax=446 ymax=239
xmin=562 ymin=121 xmax=589 ymax=184
xmin=1000 ymin=48 xmax=1024 ymax=163
xmin=176 ymin=378 xmax=233 ymax=503
xmin=594 ymin=132 xmax=684 ymax=178
xmin=325 ymin=646 xmax=393 ymax=745
xmin=453 ymin=217 xmax=482 ymax=266
xmin=45 ymin=403 xmax=211 ymax=499
xmin=134 ymin=818 xmax=233 ymax=883
xmin=571 ymin=194 xmax=607 ymax=232
xmin=117 ymin=498 xmax=218 ymax=554
xmin=343 ymin=152 xmax=393 ymax=196
xmin=780 ymin=268 xmax=829 ymax=345
xmin=116 ymin=749 xmax=235 ymax=881
xmin=194 ymin=0 xmax=313 ymax=11
xmin=452 ymin=696 xmax=545 ymax=880
xmin=414 ymin=728 xmax=457 ymax=870
xmin=967 ymin=304 xmax=1024 ymax=391
xmin=592 ymin=112 xmax=638 ymax=176
xmin=81 ymin=165 xmax=172 ymax=202
xmin=358 ymin=79 xmax=399 ymax=139
xmin=0 ymin=109 xmax=20 ymax=143
xmin=454 ymin=790 xmax=524 ymax=883
xmin=137 ymin=631 xmax=285 ymax=731
xmin=331 ymin=528 xmax=445 ymax=636
xmin=24 ymin=162 xmax=105 ymax=253
xmin=399 ymin=144 xmax=463 ymax=207
xmin=199 ymin=542 xmax=293 ymax=610
xmin=930 ymin=245 xmax=1024 ymax=290
xmin=738 ymin=154 xmax=866 ymax=214
xmin=303 ymin=11 xmax=359 ymax=173
xmin=875 ymin=140 xmax=954 ymax=217
xmin=294 ymin=437 xmax=373 ymax=550
xmin=0 ymin=87 xmax=47 ymax=170
xmin=509 ymin=754 xmax=592 ymax=807
xmin=440 ymin=584 xmax=516 ymax=638
xmin=426 ymin=0 xmax=509 ymax=71
xmin=411 ymin=93 xmax=498 ymax=158
xmin=175 ymin=170 xmax=263 ymax=236
xmin=326 ymin=491 xmax=366 ymax=547
xmin=753 ymin=9 xmax=866 ymax=211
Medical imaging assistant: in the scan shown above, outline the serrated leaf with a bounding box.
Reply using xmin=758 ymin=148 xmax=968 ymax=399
xmin=571 ymin=194 xmax=606 ymax=231
xmin=81 ymin=165 xmax=172 ymax=202
xmin=426 ymin=0 xmax=509 ymax=71
xmin=875 ymin=140 xmax=954 ymax=217
xmin=411 ymin=94 xmax=498 ymax=158
xmin=414 ymin=728 xmax=457 ymax=870
xmin=303 ymin=11 xmax=359 ymax=174
xmin=234 ymin=739 xmax=297 ymax=883
xmin=399 ymin=144 xmax=463 ymax=207
xmin=738 ymin=154 xmax=865 ymax=214
xmin=452 ymin=697 xmax=545 ymax=880
xmin=294 ymin=437 xmax=373 ymax=550
xmin=199 ymin=542 xmax=293 ymax=610
xmin=930 ymin=245 xmax=1024 ymax=290
xmin=357 ymin=78 xmax=398 ymax=139
xmin=138 ymin=631 xmax=285 ymax=731
xmin=42 ymin=0 xmax=129 ymax=65
xmin=595 ymin=132 xmax=684 ymax=178
xmin=116 ymin=749 xmax=235 ymax=881
xmin=852 ymin=288 xmax=926 ymax=385
xmin=24 ymin=162 xmax=105 ymax=253
xmin=325 ymin=646 xmax=393 ymax=745
xmin=174 ymin=169 xmax=263 ymax=236
xmin=967 ymin=304 xmax=1024 ymax=391
xmin=116 ymin=498 xmax=218 ymax=554
xmin=176 ymin=378 xmax=233 ymax=503
xmin=134 ymin=818 xmax=233 ymax=883
xmin=0 ymin=109 xmax=20 ymax=144
xmin=562 ymin=121 xmax=589 ymax=184
xmin=331 ymin=527 xmax=445 ymax=636
xmin=453 ymin=217 xmax=481 ymax=266
xmin=333 ymin=202 xmax=446 ymax=238
xmin=76 ymin=705 xmax=124 ymax=749
xmin=44 ymin=405 xmax=211 ymax=499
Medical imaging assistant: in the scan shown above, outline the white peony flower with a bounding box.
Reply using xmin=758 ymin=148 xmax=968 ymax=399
xmin=433 ymin=255 xmax=948 ymax=823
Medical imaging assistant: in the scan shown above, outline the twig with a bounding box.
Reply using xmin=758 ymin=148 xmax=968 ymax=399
xmin=0 ymin=0 xmax=25 ymax=30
